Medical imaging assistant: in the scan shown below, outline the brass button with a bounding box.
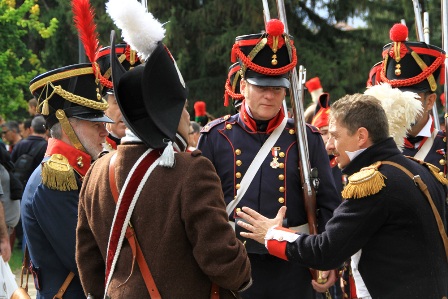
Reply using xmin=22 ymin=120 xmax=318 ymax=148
xmin=226 ymin=124 xmax=232 ymax=130
xmin=279 ymin=152 xmax=285 ymax=158
xmin=224 ymin=115 xmax=230 ymax=120
xmin=279 ymin=163 xmax=284 ymax=169
xmin=236 ymin=160 xmax=242 ymax=166
xmin=236 ymin=172 xmax=242 ymax=178
xmin=289 ymin=129 xmax=295 ymax=135
xmin=77 ymin=156 xmax=84 ymax=168
xmin=440 ymin=159 xmax=446 ymax=166
xmin=236 ymin=184 xmax=241 ymax=190
xmin=278 ymin=197 xmax=285 ymax=203
xmin=278 ymin=174 xmax=285 ymax=180
xmin=444 ymin=137 xmax=447 ymax=142
xmin=439 ymin=172 xmax=445 ymax=176
xmin=236 ymin=208 xmax=241 ymax=212
xmin=235 ymin=149 xmax=241 ymax=155
xmin=279 ymin=186 xmax=285 ymax=192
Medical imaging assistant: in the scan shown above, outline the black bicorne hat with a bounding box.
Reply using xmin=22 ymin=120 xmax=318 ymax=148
xmin=29 ymin=63 xmax=113 ymax=129
xmin=379 ymin=23 xmax=445 ymax=93
xmin=231 ymin=19 xmax=297 ymax=88
xmin=110 ymin=31 xmax=187 ymax=149
xmin=96 ymin=43 xmax=141 ymax=96
xmin=224 ymin=62 xmax=244 ymax=109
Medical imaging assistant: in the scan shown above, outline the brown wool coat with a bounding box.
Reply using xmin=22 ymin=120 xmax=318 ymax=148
xmin=76 ymin=144 xmax=251 ymax=298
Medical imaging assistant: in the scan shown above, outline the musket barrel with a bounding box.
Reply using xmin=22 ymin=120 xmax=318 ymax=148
xmin=262 ymin=0 xmax=271 ymax=23
xmin=413 ymin=0 xmax=424 ymax=41
xmin=443 ymin=0 xmax=448 ymax=141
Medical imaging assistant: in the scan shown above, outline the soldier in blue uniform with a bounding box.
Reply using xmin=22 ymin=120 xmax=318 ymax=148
xmin=198 ymin=19 xmax=341 ymax=299
xmin=21 ymin=22 xmax=113 ymax=297
xmin=369 ymin=23 xmax=447 ymax=174
xmin=22 ymin=63 xmax=112 ymax=299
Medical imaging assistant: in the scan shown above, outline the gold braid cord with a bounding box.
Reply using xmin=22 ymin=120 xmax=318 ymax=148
xmin=53 ymin=85 xmax=108 ymax=111
xmin=42 ymin=154 xmax=78 ymax=191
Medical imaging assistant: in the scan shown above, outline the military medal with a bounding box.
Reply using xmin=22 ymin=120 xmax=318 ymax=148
xmin=270 ymin=147 xmax=281 ymax=168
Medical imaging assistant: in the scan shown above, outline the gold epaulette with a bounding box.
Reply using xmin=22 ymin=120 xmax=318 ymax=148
xmin=341 ymin=162 xmax=386 ymax=199
xmin=41 ymin=154 xmax=78 ymax=191
xmin=406 ymin=156 xmax=448 ymax=186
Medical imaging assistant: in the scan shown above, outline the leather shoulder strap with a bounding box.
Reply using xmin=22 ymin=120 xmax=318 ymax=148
xmin=52 ymin=272 xmax=75 ymax=299
xmin=108 ymin=153 xmax=161 ymax=299
xmin=381 ymin=160 xmax=448 ymax=261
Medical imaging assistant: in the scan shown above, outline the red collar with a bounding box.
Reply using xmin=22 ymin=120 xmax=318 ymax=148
xmin=45 ymin=138 xmax=92 ymax=177
xmin=106 ymin=136 xmax=118 ymax=150
xmin=240 ymin=101 xmax=286 ymax=133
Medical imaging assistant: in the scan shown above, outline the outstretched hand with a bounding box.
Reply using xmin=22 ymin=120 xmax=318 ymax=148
xmin=236 ymin=206 xmax=287 ymax=244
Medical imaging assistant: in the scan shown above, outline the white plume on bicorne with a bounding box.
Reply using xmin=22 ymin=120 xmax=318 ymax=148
xmin=106 ymin=0 xmax=165 ymax=62
xmin=364 ymin=83 xmax=423 ymax=151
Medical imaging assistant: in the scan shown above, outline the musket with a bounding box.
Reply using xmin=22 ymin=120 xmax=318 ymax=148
xmin=442 ymin=0 xmax=448 ymax=161
xmin=413 ymin=0 xmax=441 ymax=130
xmin=275 ymin=0 xmax=318 ymax=237
xmin=275 ymin=0 xmax=321 ymax=281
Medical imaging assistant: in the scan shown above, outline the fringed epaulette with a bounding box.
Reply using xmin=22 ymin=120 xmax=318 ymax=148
xmin=406 ymin=156 xmax=448 ymax=186
xmin=342 ymin=161 xmax=387 ymax=199
xmin=41 ymin=154 xmax=78 ymax=191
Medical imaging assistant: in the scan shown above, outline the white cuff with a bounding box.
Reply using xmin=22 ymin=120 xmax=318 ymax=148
xmin=264 ymin=225 xmax=300 ymax=248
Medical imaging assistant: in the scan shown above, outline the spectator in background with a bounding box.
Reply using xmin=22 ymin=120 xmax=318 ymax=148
xmin=187 ymin=121 xmax=201 ymax=151
xmin=0 ymin=189 xmax=12 ymax=262
xmin=1 ymin=121 xmax=22 ymax=153
xmin=11 ymin=116 xmax=48 ymax=250
xmin=28 ymin=98 xmax=39 ymax=118
xmin=18 ymin=119 xmax=32 ymax=139
xmin=304 ymin=77 xmax=324 ymax=124
xmin=0 ymin=144 xmax=20 ymax=252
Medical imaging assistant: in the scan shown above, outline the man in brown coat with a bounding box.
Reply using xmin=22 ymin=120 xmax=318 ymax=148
xmin=76 ymin=3 xmax=251 ymax=298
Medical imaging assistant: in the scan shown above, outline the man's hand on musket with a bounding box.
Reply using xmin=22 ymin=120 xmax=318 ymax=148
xmin=311 ymin=270 xmax=337 ymax=293
xmin=236 ymin=206 xmax=287 ymax=244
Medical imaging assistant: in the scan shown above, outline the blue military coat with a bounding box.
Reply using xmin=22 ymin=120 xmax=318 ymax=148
xmin=21 ymin=138 xmax=89 ymax=299
xmin=199 ymin=113 xmax=340 ymax=233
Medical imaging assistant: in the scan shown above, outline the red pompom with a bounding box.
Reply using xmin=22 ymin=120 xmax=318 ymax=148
xmin=441 ymin=93 xmax=446 ymax=107
xmin=194 ymin=101 xmax=206 ymax=116
xmin=266 ymin=19 xmax=284 ymax=36
xmin=389 ymin=23 xmax=408 ymax=42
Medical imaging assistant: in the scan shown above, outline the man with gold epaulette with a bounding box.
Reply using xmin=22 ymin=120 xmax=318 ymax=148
xmin=21 ymin=62 xmax=111 ymax=298
xmin=198 ymin=19 xmax=341 ymax=299
xmin=21 ymin=1 xmax=113 ymax=295
xmin=236 ymin=92 xmax=448 ymax=298
xmin=369 ymin=23 xmax=447 ymax=175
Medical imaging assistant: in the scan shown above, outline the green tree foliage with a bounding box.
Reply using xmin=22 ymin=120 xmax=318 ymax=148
xmin=0 ymin=0 xmax=57 ymax=119
xmin=10 ymin=0 xmax=447 ymax=119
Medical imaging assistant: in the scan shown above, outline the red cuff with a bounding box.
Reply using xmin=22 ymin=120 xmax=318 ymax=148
xmin=267 ymin=239 xmax=288 ymax=260
xmin=266 ymin=226 xmax=295 ymax=261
